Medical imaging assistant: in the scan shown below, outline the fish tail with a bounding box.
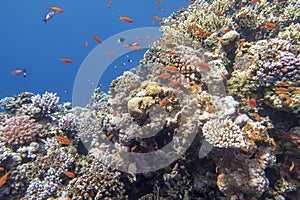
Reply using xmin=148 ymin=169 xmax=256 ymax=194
xmin=43 ymin=19 xmax=47 ymax=23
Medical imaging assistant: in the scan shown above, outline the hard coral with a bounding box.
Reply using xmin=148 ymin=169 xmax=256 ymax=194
xmin=65 ymin=158 xmax=126 ymax=200
xmin=202 ymin=118 xmax=250 ymax=148
xmin=0 ymin=115 xmax=40 ymax=146
xmin=29 ymin=91 xmax=60 ymax=116
xmin=227 ymin=39 xmax=300 ymax=114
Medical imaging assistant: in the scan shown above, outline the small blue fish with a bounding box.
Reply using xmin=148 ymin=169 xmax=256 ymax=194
xmin=43 ymin=11 xmax=55 ymax=23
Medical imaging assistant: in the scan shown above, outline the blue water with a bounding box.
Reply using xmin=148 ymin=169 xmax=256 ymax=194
xmin=0 ymin=0 xmax=189 ymax=104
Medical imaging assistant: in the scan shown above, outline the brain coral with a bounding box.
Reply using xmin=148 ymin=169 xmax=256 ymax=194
xmin=0 ymin=115 xmax=40 ymax=146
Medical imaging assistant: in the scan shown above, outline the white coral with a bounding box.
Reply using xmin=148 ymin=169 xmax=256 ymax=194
xmin=202 ymin=118 xmax=248 ymax=148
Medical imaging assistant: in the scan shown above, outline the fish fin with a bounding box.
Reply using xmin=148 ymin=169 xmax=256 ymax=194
xmin=43 ymin=19 xmax=47 ymax=23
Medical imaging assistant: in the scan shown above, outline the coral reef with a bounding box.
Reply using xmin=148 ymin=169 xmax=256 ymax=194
xmin=215 ymin=147 xmax=276 ymax=199
xmin=0 ymin=0 xmax=300 ymax=199
xmin=227 ymin=38 xmax=300 ymax=115
xmin=28 ymin=92 xmax=60 ymax=117
xmin=0 ymin=116 xmax=40 ymax=146
xmin=202 ymin=118 xmax=250 ymax=148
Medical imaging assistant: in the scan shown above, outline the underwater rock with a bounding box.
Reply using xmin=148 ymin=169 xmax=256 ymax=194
xmin=221 ymin=30 xmax=240 ymax=53
xmin=215 ymin=147 xmax=275 ymax=200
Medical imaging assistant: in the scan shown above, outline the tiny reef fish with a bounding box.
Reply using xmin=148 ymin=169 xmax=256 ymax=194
xmin=119 ymin=16 xmax=133 ymax=23
xmin=118 ymin=37 xmax=125 ymax=43
xmin=246 ymin=98 xmax=257 ymax=107
xmin=64 ymin=171 xmax=76 ymax=178
xmin=163 ymin=65 xmax=179 ymax=72
xmin=55 ymin=135 xmax=72 ymax=144
xmin=130 ymin=145 xmax=138 ymax=152
xmin=169 ymin=80 xmax=180 ymax=86
xmin=107 ymin=51 xmax=115 ymax=55
xmin=48 ymin=6 xmax=63 ymax=13
xmin=0 ymin=167 xmax=4 ymax=171
xmin=144 ymin=35 xmax=151 ymax=41
xmin=289 ymin=161 xmax=295 ymax=172
xmin=84 ymin=41 xmax=89 ymax=47
xmin=11 ymin=69 xmax=27 ymax=77
xmin=60 ymin=58 xmax=73 ymax=64
xmin=107 ymin=0 xmax=112 ymax=8
xmin=195 ymin=62 xmax=211 ymax=71
xmin=130 ymin=45 xmax=141 ymax=50
xmin=265 ymin=22 xmax=276 ymax=30
xmin=160 ymin=99 xmax=169 ymax=106
xmin=158 ymin=72 xmax=171 ymax=78
xmin=0 ymin=172 xmax=9 ymax=187
xmin=91 ymin=35 xmax=102 ymax=44
xmin=43 ymin=11 xmax=55 ymax=23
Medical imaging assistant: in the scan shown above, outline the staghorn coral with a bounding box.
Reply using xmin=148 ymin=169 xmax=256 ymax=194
xmin=0 ymin=115 xmax=40 ymax=146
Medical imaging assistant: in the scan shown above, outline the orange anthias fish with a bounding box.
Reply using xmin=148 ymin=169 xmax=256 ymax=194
xmin=0 ymin=167 xmax=4 ymax=171
xmin=128 ymin=83 xmax=137 ymax=87
xmin=91 ymin=35 xmax=102 ymax=44
xmin=144 ymin=35 xmax=151 ymax=41
xmin=265 ymin=22 xmax=276 ymax=30
xmin=130 ymin=145 xmax=138 ymax=152
xmin=196 ymin=62 xmax=211 ymax=71
xmin=64 ymin=171 xmax=75 ymax=178
xmin=169 ymin=80 xmax=180 ymax=86
xmin=48 ymin=6 xmax=63 ymax=13
xmin=11 ymin=69 xmax=27 ymax=77
xmin=107 ymin=51 xmax=115 ymax=55
xmin=130 ymin=45 xmax=141 ymax=50
xmin=120 ymin=16 xmax=133 ymax=23
xmin=163 ymin=66 xmax=179 ymax=72
xmin=0 ymin=172 xmax=9 ymax=187
xmin=289 ymin=161 xmax=295 ymax=172
xmin=84 ymin=41 xmax=89 ymax=47
xmin=60 ymin=58 xmax=73 ymax=64
xmin=55 ymin=135 xmax=72 ymax=144
xmin=158 ymin=72 xmax=171 ymax=78
xmin=246 ymin=98 xmax=257 ymax=107
xmin=107 ymin=0 xmax=112 ymax=8
xmin=160 ymin=99 xmax=169 ymax=106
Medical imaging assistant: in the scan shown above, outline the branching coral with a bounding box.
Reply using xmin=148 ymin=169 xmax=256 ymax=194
xmin=202 ymin=118 xmax=250 ymax=148
xmin=28 ymin=91 xmax=60 ymax=117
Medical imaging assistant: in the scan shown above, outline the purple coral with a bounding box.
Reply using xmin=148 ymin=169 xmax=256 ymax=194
xmin=0 ymin=116 xmax=40 ymax=146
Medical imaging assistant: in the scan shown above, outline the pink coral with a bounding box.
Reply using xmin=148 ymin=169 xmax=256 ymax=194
xmin=0 ymin=116 xmax=40 ymax=146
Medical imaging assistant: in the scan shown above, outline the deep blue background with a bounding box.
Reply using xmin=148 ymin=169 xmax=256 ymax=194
xmin=0 ymin=0 xmax=189 ymax=104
